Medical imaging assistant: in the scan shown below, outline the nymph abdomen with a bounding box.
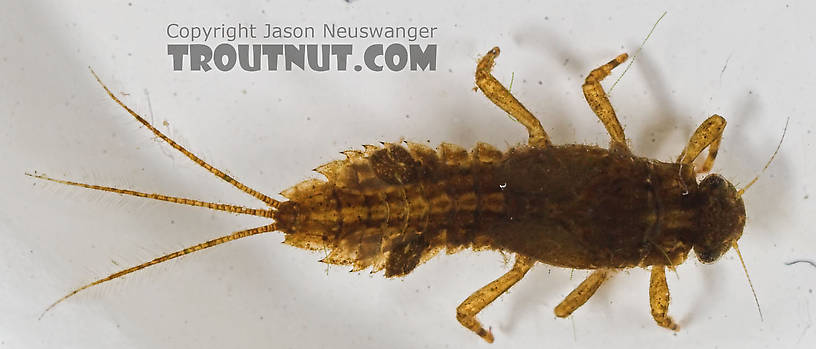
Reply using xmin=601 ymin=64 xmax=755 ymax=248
xmin=274 ymin=141 xmax=510 ymax=276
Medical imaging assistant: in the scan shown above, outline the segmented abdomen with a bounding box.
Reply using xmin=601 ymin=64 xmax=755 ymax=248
xmin=273 ymin=141 xmax=507 ymax=277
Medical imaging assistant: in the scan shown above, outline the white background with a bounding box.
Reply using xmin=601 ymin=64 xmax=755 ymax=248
xmin=2 ymin=1 xmax=815 ymax=348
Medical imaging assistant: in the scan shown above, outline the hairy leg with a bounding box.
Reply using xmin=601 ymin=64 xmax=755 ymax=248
xmin=649 ymin=265 xmax=679 ymax=330
xmin=456 ymin=254 xmax=535 ymax=343
xmin=475 ymin=47 xmax=550 ymax=147
xmin=582 ymin=53 xmax=629 ymax=152
xmin=554 ymin=269 xmax=612 ymax=317
xmin=677 ymin=114 xmax=726 ymax=173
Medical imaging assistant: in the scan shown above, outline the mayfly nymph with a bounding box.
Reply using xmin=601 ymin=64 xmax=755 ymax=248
xmin=31 ymin=46 xmax=775 ymax=343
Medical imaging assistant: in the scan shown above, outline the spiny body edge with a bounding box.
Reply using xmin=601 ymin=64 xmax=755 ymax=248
xmin=276 ymin=141 xmax=509 ymax=277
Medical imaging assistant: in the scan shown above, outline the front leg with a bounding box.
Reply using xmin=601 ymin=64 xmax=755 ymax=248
xmin=456 ymin=254 xmax=535 ymax=343
xmin=677 ymin=114 xmax=726 ymax=173
xmin=475 ymin=47 xmax=550 ymax=148
xmin=649 ymin=265 xmax=679 ymax=330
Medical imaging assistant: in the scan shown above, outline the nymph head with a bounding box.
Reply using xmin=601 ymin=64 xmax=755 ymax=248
xmin=693 ymin=174 xmax=746 ymax=263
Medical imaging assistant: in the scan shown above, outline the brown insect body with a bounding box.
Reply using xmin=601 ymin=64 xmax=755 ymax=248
xmin=498 ymin=146 xmax=745 ymax=268
xmin=278 ymin=140 xmax=743 ymax=276
xmin=33 ymin=46 xmax=759 ymax=343
xmin=488 ymin=144 xmax=702 ymax=269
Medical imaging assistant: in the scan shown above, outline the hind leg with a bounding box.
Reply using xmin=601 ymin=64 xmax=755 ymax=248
xmin=554 ymin=269 xmax=612 ymax=317
xmin=475 ymin=47 xmax=550 ymax=147
xmin=649 ymin=265 xmax=679 ymax=330
xmin=456 ymin=254 xmax=535 ymax=343
xmin=677 ymin=114 xmax=726 ymax=173
xmin=583 ymin=53 xmax=630 ymax=152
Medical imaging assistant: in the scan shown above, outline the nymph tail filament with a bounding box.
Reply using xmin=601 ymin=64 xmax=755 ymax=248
xmin=34 ymin=69 xmax=281 ymax=319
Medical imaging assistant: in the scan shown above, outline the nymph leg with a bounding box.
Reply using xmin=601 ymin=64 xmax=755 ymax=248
xmin=554 ymin=269 xmax=613 ymax=317
xmin=677 ymin=114 xmax=726 ymax=173
xmin=649 ymin=265 xmax=679 ymax=330
xmin=456 ymin=254 xmax=535 ymax=342
xmin=583 ymin=53 xmax=630 ymax=152
xmin=475 ymin=47 xmax=550 ymax=147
